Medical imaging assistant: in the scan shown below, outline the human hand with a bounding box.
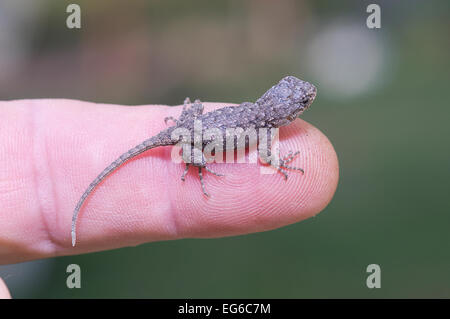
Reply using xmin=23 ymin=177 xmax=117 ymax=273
xmin=0 ymin=99 xmax=338 ymax=264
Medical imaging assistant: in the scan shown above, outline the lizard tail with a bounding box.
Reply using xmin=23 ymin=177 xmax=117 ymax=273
xmin=71 ymin=135 xmax=171 ymax=246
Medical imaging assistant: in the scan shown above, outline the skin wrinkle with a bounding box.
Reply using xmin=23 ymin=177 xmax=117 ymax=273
xmin=165 ymin=148 xmax=181 ymax=239
xmin=30 ymin=102 xmax=60 ymax=254
xmin=72 ymin=111 xmax=178 ymax=245
xmin=145 ymin=128 xmax=180 ymax=240
xmin=43 ymin=108 xmax=66 ymax=252
xmin=29 ymin=102 xmax=52 ymax=253
xmin=131 ymin=148 xmax=181 ymax=240
xmin=143 ymin=137 xmax=180 ymax=239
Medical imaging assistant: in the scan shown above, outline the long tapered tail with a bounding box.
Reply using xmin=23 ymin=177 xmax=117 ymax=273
xmin=71 ymin=134 xmax=172 ymax=246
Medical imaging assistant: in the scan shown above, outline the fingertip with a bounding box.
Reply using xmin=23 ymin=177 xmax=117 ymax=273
xmin=170 ymin=117 xmax=339 ymax=238
xmin=291 ymin=119 xmax=339 ymax=218
xmin=256 ymin=118 xmax=339 ymax=226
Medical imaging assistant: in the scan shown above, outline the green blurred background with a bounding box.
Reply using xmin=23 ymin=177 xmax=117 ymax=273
xmin=0 ymin=0 xmax=449 ymax=298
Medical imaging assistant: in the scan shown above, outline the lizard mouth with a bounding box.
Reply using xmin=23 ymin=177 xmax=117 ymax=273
xmin=301 ymin=84 xmax=317 ymax=111
xmin=288 ymin=110 xmax=303 ymax=121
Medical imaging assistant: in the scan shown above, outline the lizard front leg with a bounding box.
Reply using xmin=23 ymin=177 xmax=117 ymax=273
xmin=259 ymin=130 xmax=304 ymax=180
xmin=195 ymin=163 xmax=224 ymax=197
xmin=272 ymin=151 xmax=304 ymax=180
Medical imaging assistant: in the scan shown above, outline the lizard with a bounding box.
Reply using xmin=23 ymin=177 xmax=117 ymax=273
xmin=71 ymin=75 xmax=317 ymax=246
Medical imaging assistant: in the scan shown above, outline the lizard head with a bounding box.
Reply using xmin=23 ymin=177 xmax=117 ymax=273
xmin=256 ymin=76 xmax=317 ymax=127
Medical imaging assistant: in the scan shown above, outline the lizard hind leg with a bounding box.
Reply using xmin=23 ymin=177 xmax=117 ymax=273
xmin=165 ymin=98 xmax=204 ymax=126
xmin=178 ymin=98 xmax=204 ymax=123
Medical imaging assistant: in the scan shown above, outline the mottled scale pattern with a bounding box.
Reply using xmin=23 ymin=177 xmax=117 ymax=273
xmin=71 ymin=76 xmax=316 ymax=246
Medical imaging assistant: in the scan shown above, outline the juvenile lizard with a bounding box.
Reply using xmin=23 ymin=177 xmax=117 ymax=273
xmin=71 ymin=75 xmax=317 ymax=246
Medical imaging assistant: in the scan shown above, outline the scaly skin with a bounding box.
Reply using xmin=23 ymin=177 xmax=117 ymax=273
xmin=71 ymin=76 xmax=317 ymax=246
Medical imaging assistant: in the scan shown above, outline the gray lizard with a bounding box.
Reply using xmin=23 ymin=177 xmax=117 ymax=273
xmin=71 ymin=75 xmax=317 ymax=246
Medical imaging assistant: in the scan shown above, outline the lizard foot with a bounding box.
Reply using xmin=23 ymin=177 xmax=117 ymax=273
xmin=272 ymin=151 xmax=304 ymax=180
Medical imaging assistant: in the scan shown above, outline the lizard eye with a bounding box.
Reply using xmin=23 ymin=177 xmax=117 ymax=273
xmin=279 ymin=86 xmax=292 ymax=99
